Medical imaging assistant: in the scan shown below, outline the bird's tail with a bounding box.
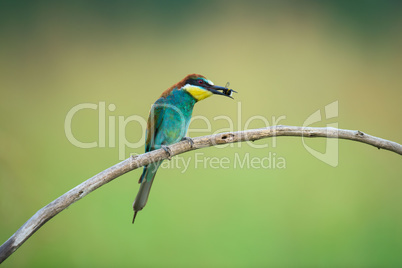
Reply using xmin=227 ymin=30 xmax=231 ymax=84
xmin=132 ymin=161 xmax=161 ymax=223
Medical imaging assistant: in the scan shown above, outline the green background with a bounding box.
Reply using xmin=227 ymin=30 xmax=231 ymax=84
xmin=1 ymin=1 xmax=401 ymax=267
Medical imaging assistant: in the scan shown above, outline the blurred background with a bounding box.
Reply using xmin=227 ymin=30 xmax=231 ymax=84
xmin=1 ymin=1 xmax=402 ymax=267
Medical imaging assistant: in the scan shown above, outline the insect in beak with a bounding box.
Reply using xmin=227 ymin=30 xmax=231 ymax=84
xmin=222 ymin=82 xmax=237 ymax=98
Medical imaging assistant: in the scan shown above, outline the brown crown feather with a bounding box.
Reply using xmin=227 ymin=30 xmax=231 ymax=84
xmin=160 ymin=74 xmax=206 ymax=98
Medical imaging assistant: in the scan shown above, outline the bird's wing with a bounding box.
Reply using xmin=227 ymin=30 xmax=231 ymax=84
xmin=145 ymin=97 xmax=166 ymax=152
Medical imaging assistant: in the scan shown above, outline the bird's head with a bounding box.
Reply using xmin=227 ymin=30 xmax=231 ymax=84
xmin=180 ymin=74 xmax=236 ymax=102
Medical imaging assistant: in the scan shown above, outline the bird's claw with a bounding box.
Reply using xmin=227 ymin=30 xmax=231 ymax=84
xmin=162 ymin=145 xmax=172 ymax=160
xmin=182 ymin=137 xmax=194 ymax=148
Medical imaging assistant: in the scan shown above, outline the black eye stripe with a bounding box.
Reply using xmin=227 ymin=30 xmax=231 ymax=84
xmin=187 ymin=78 xmax=208 ymax=86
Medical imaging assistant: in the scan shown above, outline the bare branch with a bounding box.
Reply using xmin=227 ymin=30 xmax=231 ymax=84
xmin=1 ymin=126 xmax=401 ymax=263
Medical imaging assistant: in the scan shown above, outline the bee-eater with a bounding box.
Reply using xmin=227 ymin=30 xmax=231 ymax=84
xmin=132 ymin=74 xmax=236 ymax=223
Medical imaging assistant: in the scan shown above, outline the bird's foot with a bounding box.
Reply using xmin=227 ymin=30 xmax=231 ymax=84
xmin=162 ymin=145 xmax=173 ymax=160
xmin=181 ymin=137 xmax=194 ymax=148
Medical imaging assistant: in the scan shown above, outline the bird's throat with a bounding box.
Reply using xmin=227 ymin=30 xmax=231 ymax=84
xmin=183 ymin=84 xmax=213 ymax=101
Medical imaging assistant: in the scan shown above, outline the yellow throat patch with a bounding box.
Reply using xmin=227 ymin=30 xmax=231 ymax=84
xmin=183 ymin=84 xmax=213 ymax=101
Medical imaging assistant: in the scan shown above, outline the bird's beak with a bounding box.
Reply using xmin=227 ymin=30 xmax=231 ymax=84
xmin=207 ymin=85 xmax=237 ymax=99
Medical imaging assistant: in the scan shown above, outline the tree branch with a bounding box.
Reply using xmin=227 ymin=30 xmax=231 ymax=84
xmin=1 ymin=126 xmax=401 ymax=263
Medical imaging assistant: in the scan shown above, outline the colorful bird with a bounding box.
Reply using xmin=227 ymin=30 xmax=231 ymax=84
xmin=132 ymin=74 xmax=236 ymax=223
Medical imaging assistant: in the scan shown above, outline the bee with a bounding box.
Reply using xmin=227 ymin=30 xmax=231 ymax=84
xmin=223 ymin=82 xmax=237 ymax=98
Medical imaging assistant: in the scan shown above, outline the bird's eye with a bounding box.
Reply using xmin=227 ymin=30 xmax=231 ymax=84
xmin=198 ymin=80 xmax=204 ymax=85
